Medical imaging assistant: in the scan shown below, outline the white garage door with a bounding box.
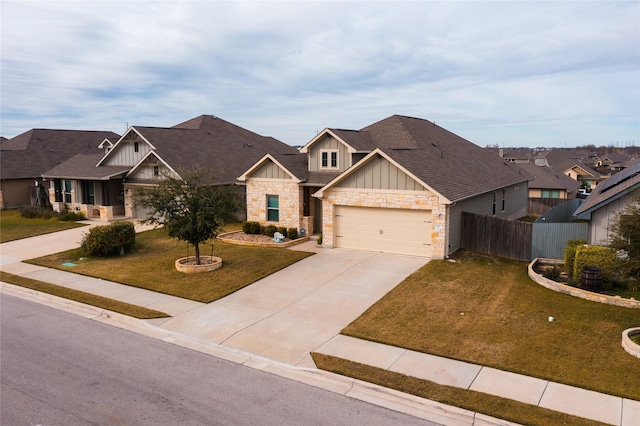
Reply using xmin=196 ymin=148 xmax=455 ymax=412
xmin=334 ymin=206 xmax=432 ymax=257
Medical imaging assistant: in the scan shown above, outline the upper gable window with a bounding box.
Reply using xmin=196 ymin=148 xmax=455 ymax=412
xmin=134 ymin=142 xmax=139 ymax=153
xmin=321 ymin=150 xmax=339 ymax=170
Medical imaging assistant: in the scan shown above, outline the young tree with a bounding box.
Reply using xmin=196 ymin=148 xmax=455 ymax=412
xmin=137 ymin=166 xmax=240 ymax=265
xmin=608 ymin=192 xmax=640 ymax=282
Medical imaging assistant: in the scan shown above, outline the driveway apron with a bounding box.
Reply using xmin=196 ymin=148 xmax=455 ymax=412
xmin=155 ymin=248 xmax=429 ymax=366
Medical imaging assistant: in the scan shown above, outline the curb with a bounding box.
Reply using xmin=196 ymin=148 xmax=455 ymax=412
xmin=1 ymin=281 xmax=519 ymax=426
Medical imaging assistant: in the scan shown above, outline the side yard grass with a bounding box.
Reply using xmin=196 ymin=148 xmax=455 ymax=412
xmin=0 ymin=271 xmax=169 ymax=319
xmin=25 ymin=228 xmax=313 ymax=303
xmin=338 ymin=251 xmax=640 ymax=401
xmin=0 ymin=209 xmax=86 ymax=243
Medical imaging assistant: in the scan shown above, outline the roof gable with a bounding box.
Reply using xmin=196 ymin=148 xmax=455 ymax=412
xmin=238 ymin=153 xmax=302 ymax=182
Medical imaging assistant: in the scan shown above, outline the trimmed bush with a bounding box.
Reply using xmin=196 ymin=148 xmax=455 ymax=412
xmin=573 ymin=245 xmax=616 ymax=283
xmin=277 ymin=226 xmax=288 ymax=237
xmin=82 ymin=222 xmax=136 ymax=256
xmin=241 ymin=221 xmax=262 ymax=234
xmin=19 ymin=206 xmax=56 ymax=219
xmin=58 ymin=210 xmax=86 ymax=221
xmin=263 ymin=225 xmax=278 ymax=238
xmin=287 ymin=228 xmax=298 ymax=239
xmin=564 ymin=239 xmax=587 ymax=278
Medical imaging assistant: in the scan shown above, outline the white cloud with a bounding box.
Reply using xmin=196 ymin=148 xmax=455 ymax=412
xmin=1 ymin=1 xmax=638 ymax=148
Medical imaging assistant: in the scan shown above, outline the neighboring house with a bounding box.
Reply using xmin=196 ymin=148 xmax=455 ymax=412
xmin=239 ymin=115 xmax=530 ymax=259
xmin=43 ymin=115 xmax=297 ymax=221
xmin=598 ymin=152 xmax=631 ymax=171
xmin=552 ymin=159 xmax=603 ymax=192
xmin=498 ymin=148 xmax=532 ymax=164
xmin=0 ymin=129 xmax=120 ymax=209
xmin=545 ymin=148 xmax=598 ymax=169
xmin=515 ymin=163 xmax=581 ymax=200
xmin=574 ymin=163 xmax=640 ymax=245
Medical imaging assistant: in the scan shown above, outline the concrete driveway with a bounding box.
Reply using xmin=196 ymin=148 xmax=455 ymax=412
xmin=154 ymin=248 xmax=429 ymax=366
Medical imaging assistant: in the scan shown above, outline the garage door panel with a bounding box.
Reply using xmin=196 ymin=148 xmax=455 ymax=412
xmin=335 ymin=206 xmax=431 ymax=257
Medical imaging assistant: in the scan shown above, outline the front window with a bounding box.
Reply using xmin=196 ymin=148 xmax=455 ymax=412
xmin=267 ymin=195 xmax=279 ymax=222
xmin=320 ymin=150 xmax=338 ymax=169
xmin=82 ymin=181 xmax=95 ymax=205
xmin=153 ymin=165 xmax=159 ymax=177
xmin=64 ymin=180 xmax=72 ymax=203
xmin=492 ymin=191 xmax=496 ymax=216
xmin=501 ymin=189 xmax=506 ymax=212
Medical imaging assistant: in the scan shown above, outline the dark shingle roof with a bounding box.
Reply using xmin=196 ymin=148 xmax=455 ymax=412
xmin=574 ymin=163 xmax=640 ymax=217
xmin=357 ymin=115 xmax=529 ymax=201
xmin=129 ymin=115 xmax=297 ymax=184
xmin=1 ymin=129 xmax=120 ymax=179
xmin=515 ymin=163 xmax=581 ymax=192
xmin=328 ymin=129 xmax=375 ymax=151
xmin=44 ymin=153 xmax=130 ymax=180
xmin=551 ymin=158 xmax=602 ymax=178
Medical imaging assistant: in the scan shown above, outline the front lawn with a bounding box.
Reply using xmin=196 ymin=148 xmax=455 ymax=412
xmin=0 ymin=209 xmax=86 ymax=243
xmin=340 ymin=250 xmax=640 ymax=401
xmin=26 ymin=228 xmax=313 ymax=303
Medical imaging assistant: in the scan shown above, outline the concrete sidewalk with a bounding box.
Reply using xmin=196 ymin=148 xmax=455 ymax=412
xmin=1 ymin=226 xmax=638 ymax=425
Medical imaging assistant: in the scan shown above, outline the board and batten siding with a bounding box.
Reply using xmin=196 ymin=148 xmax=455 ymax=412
xmin=308 ymin=135 xmax=350 ymax=172
xmin=335 ymin=155 xmax=427 ymax=191
xmin=252 ymin=161 xmax=292 ymax=179
xmin=588 ymin=192 xmax=634 ymax=245
xmin=102 ymin=135 xmax=152 ymax=167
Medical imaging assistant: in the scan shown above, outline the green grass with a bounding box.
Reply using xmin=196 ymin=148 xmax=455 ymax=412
xmin=340 ymin=250 xmax=640 ymax=401
xmin=26 ymin=227 xmax=313 ymax=303
xmin=0 ymin=209 xmax=86 ymax=242
xmin=312 ymin=354 xmax=609 ymax=426
xmin=0 ymin=271 xmax=169 ymax=319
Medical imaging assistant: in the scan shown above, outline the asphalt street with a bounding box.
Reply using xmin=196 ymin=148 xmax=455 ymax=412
xmin=1 ymin=294 xmax=439 ymax=426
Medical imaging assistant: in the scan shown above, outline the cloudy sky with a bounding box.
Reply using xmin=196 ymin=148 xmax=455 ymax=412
xmin=2 ymin=1 xmax=638 ymax=148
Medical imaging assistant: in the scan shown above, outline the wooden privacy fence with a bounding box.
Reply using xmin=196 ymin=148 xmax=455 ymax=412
xmin=461 ymin=212 xmax=532 ymax=261
xmin=527 ymin=197 xmax=568 ymax=215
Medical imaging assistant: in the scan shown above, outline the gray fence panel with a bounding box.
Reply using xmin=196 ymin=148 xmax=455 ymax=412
xmin=531 ymin=222 xmax=588 ymax=260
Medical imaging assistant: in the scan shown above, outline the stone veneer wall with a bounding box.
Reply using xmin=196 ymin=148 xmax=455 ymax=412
xmin=320 ymin=189 xmax=447 ymax=259
xmin=246 ymin=179 xmax=303 ymax=230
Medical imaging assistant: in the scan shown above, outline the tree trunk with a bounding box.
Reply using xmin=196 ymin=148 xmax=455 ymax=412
xmin=194 ymin=243 xmax=201 ymax=265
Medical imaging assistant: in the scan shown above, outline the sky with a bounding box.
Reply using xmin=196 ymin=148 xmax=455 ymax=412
xmin=1 ymin=1 xmax=639 ymax=148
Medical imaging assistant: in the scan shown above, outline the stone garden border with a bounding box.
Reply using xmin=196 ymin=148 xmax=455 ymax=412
xmin=217 ymin=231 xmax=309 ymax=248
xmin=527 ymin=258 xmax=640 ymax=309
xmin=622 ymin=328 xmax=640 ymax=358
xmin=175 ymin=256 xmax=222 ymax=273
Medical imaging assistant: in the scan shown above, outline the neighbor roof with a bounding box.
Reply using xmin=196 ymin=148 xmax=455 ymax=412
xmin=574 ymin=163 xmax=640 ymax=218
xmin=44 ymin=153 xmax=130 ymax=180
xmin=515 ymin=163 xmax=581 ymax=192
xmin=1 ymin=129 xmax=120 ymax=179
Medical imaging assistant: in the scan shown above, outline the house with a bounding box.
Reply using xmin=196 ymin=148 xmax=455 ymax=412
xmin=0 ymin=129 xmax=120 ymax=209
xmin=498 ymin=148 xmax=533 ymax=164
xmin=43 ymin=115 xmax=297 ymax=221
xmin=552 ymin=159 xmax=604 ymax=192
xmin=597 ymin=152 xmax=631 ymax=171
xmin=574 ymin=163 xmax=640 ymax=245
xmin=515 ymin=163 xmax=581 ymax=200
xmin=238 ymin=115 xmax=530 ymax=259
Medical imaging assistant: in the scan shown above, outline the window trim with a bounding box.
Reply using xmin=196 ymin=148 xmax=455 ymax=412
xmin=266 ymin=194 xmax=279 ymax=222
xmin=64 ymin=180 xmax=72 ymax=203
xmin=320 ymin=149 xmax=339 ymax=170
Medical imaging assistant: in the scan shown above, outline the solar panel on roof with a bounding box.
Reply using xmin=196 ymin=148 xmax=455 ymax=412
xmin=597 ymin=163 xmax=640 ymax=193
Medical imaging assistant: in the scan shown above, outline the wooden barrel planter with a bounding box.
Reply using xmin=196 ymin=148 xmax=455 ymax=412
xmin=175 ymin=256 xmax=222 ymax=273
xmin=580 ymin=266 xmax=602 ymax=291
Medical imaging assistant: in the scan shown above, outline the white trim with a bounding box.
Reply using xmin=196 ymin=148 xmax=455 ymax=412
xmin=299 ymin=129 xmax=357 ymax=154
xmin=96 ymin=127 xmax=156 ymax=166
xmin=313 ymin=148 xmax=451 ymax=204
xmin=126 ymin=152 xmax=178 ymax=179
xmin=237 ymin=153 xmax=301 ymax=182
xmin=319 ymin=149 xmax=339 ymax=170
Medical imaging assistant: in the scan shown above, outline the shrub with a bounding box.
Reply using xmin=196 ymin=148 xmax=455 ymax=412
xmin=287 ymin=228 xmax=298 ymax=239
xmin=19 ymin=206 xmax=56 ymax=219
xmin=277 ymin=226 xmax=288 ymax=237
xmin=82 ymin=222 xmax=136 ymax=256
xmin=564 ymin=239 xmax=587 ymax=278
xmin=573 ymin=245 xmax=616 ymax=283
xmin=241 ymin=221 xmax=262 ymax=234
xmin=542 ymin=266 xmax=561 ymax=281
xmin=58 ymin=210 xmax=86 ymax=221
xmin=263 ymin=225 xmax=278 ymax=237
